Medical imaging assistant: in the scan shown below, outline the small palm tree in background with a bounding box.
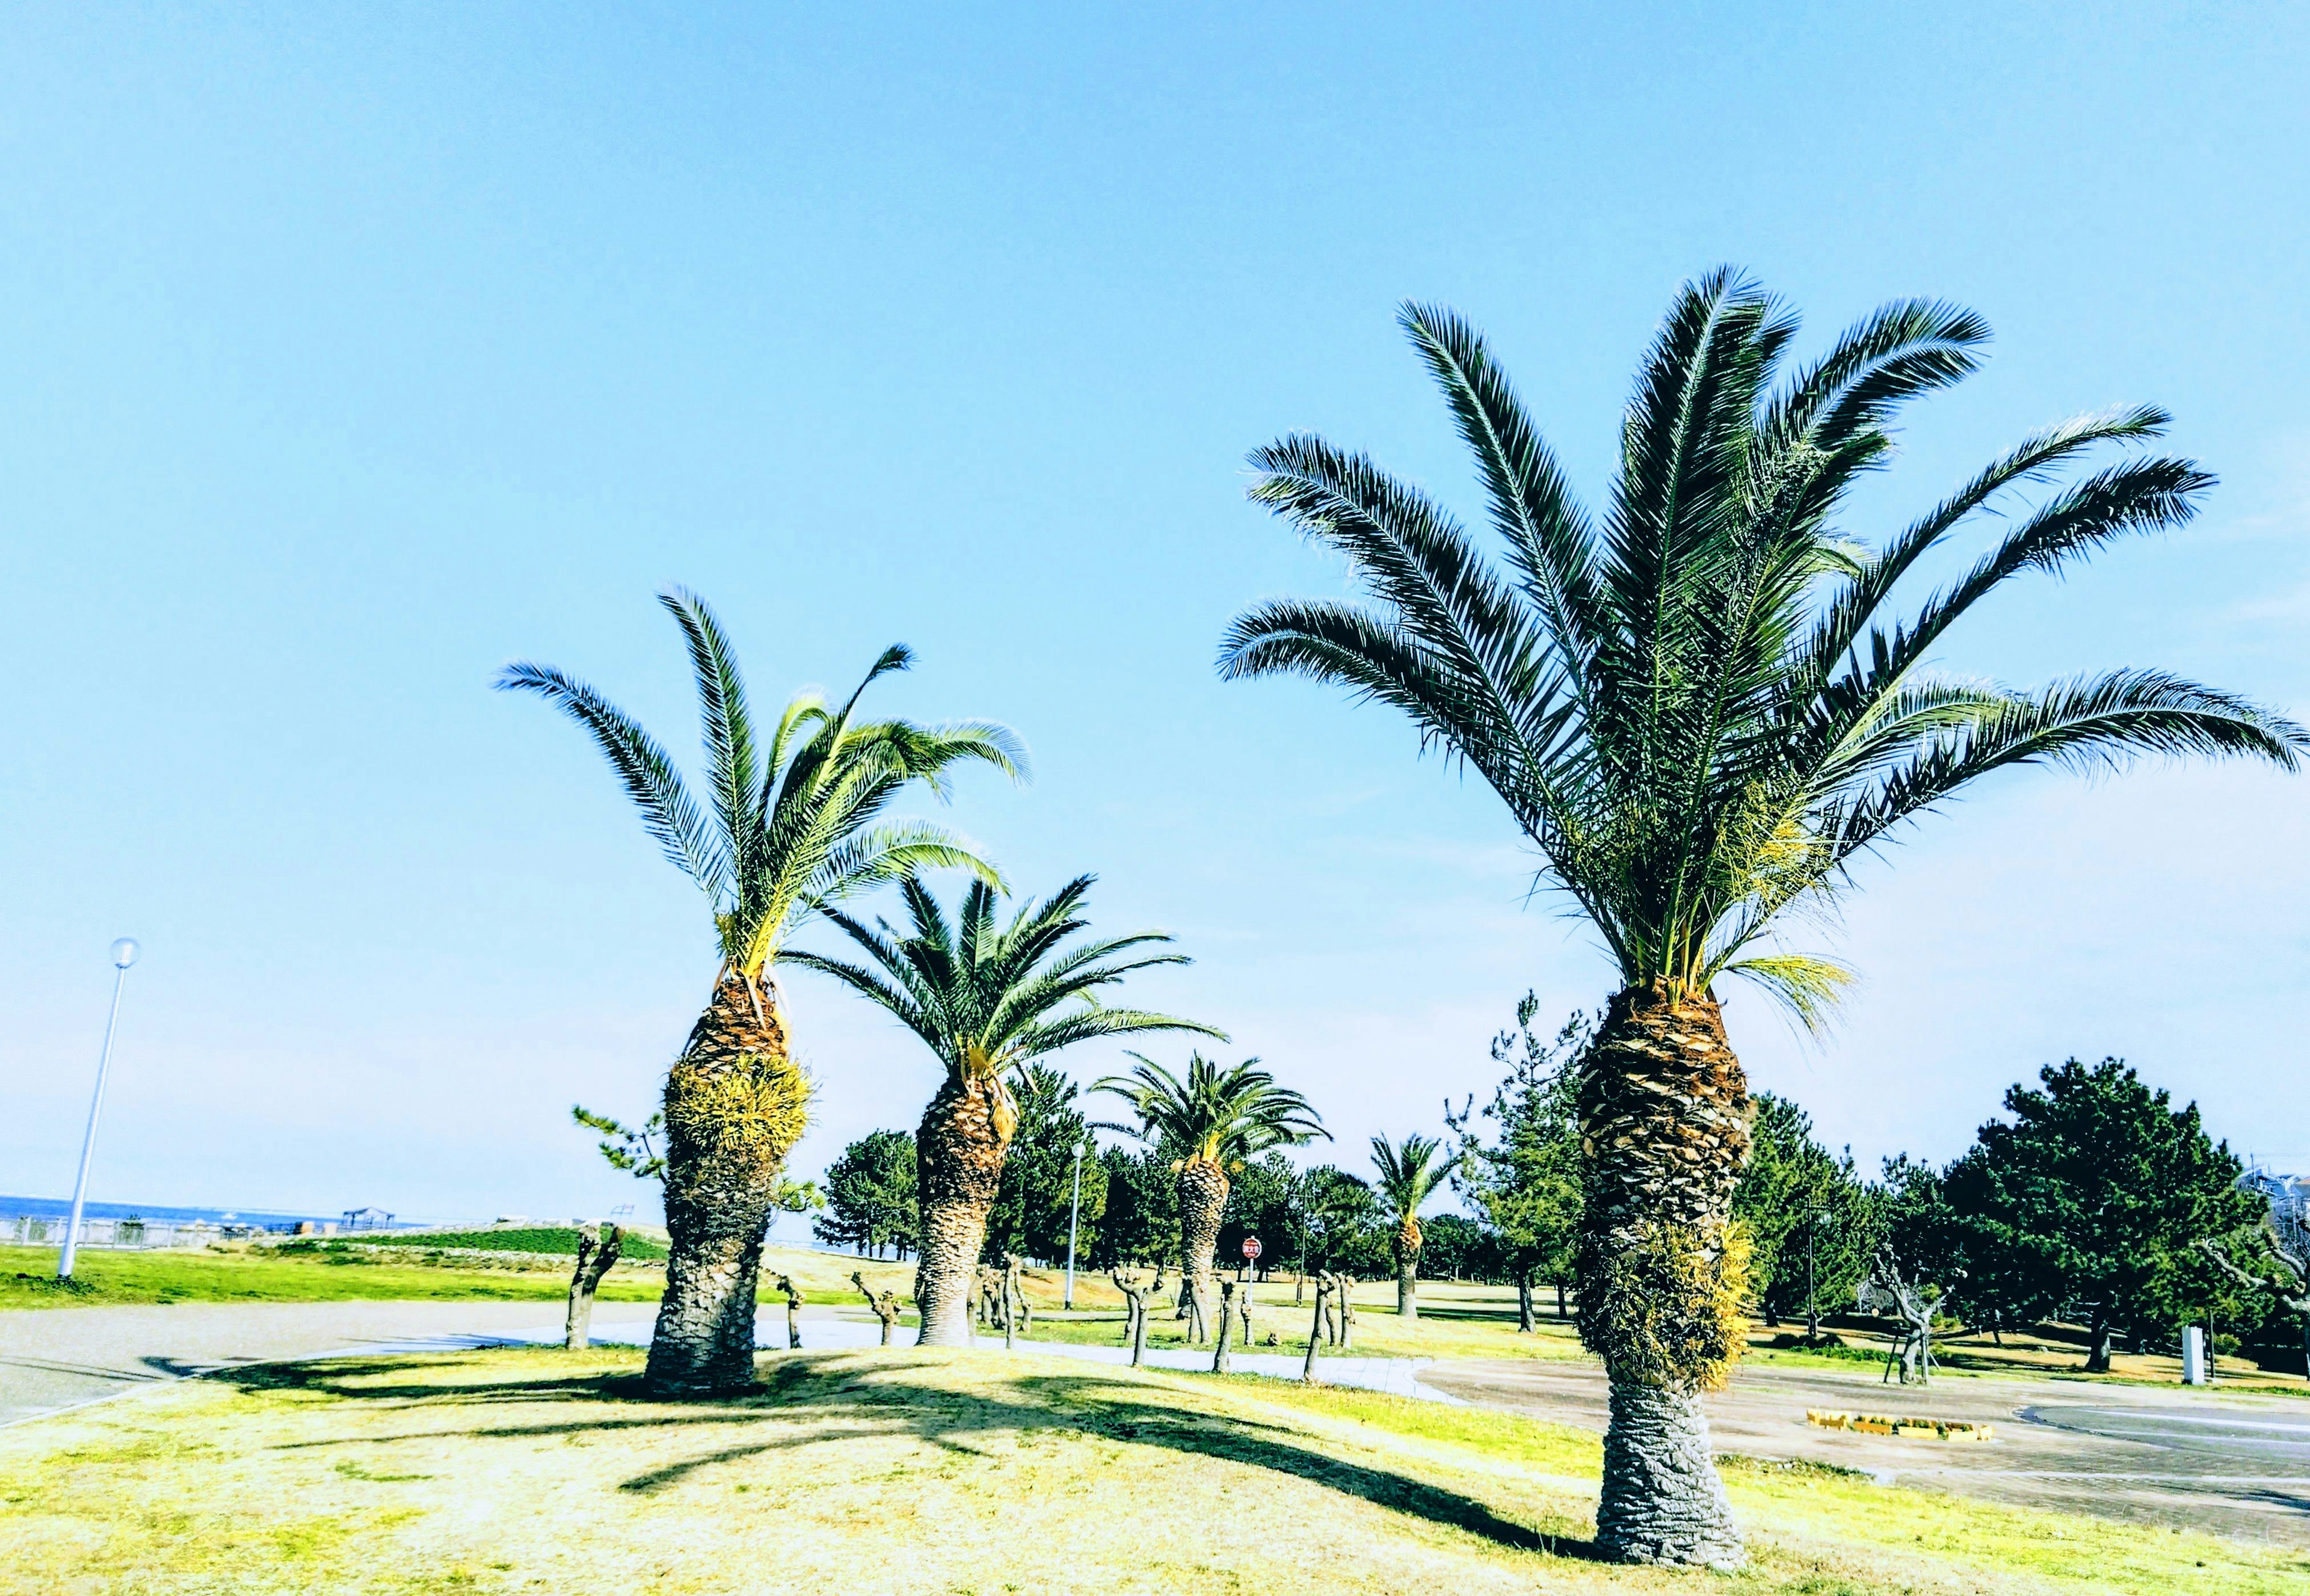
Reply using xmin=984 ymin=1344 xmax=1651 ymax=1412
xmin=787 ymin=874 xmax=1220 ymax=1345
xmin=1093 ymin=1055 xmax=1326 ymax=1341
xmin=1370 ymin=1133 xmax=1453 ymax=1323
xmin=499 ymin=589 xmax=1021 ymax=1394
xmin=1219 ymin=273 xmax=2305 ymax=1564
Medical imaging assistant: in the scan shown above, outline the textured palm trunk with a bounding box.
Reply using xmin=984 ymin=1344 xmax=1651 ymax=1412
xmin=647 ymin=971 xmax=808 ymax=1396
xmin=912 ymin=1067 xmax=1015 ymax=1347
xmin=1394 ymin=1216 xmax=1423 ymax=1322
xmin=1574 ymin=983 xmax=1753 ymax=1568
xmin=1175 ymin=1157 xmax=1229 ymax=1345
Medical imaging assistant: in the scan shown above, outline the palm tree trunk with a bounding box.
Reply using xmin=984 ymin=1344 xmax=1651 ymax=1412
xmin=1176 ymin=1157 xmax=1229 ymax=1345
xmin=1394 ymin=1218 xmax=1422 ymax=1322
xmin=912 ymin=1067 xmax=1015 ymax=1347
xmin=646 ymin=971 xmax=808 ymax=1396
xmin=1595 ymin=1383 xmax=1743 ymax=1569
xmin=1574 ymin=983 xmax=1754 ymax=1568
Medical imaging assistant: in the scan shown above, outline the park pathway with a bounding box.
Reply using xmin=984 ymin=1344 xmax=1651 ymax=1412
xmin=1 ymin=1300 xmax=1446 ymax=1427
xmin=0 ymin=1299 xmax=658 ymax=1427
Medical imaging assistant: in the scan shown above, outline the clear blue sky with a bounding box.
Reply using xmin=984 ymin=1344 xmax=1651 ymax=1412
xmin=5 ymin=4 xmax=2305 ymax=1224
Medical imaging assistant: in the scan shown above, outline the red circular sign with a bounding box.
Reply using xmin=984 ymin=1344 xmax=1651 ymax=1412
xmin=1241 ymin=1237 xmax=1262 ymax=1259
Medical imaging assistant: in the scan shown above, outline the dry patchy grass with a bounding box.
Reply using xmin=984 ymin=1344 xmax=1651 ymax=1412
xmin=2 ymin=1344 xmax=2301 ymax=1596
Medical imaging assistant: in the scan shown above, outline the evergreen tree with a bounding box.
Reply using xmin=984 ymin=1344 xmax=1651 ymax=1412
xmin=984 ymin=1065 xmax=1108 ymax=1265
xmin=1730 ymin=1094 xmax=1876 ymax=1331
xmin=1447 ymin=994 xmax=1587 ymax=1327
xmin=1089 ymin=1145 xmax=1179 ymax=1270
xmin=1216 ymin=1151 xmax=1299 ymax=1280
xmin=814 ymin=1129 xmax=919 ymax=1259
xmin=1946 ymin=1058 xmax=2261 ymax=1370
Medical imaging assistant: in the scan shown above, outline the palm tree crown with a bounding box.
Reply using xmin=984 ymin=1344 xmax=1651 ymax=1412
xmin=1220 ymin=273 xmax=2306 ymax=1023
xmin=1094 ymin=1053 xmax=1328 ymax=1167
xmin=499 ymin=588 xmax=1025 ymax=982
xmin=785 ymin=873 xmax=1223 ymax=1101
xmin=1370 ymin=1133 xmax=1454 ymax=1224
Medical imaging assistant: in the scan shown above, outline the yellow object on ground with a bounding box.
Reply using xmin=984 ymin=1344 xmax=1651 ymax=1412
xmin=1806 ymin=1408 xmax=1994 ymax=1440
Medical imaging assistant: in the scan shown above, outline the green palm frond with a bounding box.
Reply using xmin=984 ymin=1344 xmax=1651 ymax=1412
xmin=789 ymin=872 xmax=1221 ymax=1085
xmin=1091 ymin=1053 xmax=1327 ymax=1166
xmin=494 ymin=662 xmax=729 ymax=896
xmin=1221 ymin=270 xmax=2308 ymax=1021
xmin=1370 ymin=1132 xmax=1455 ymax=1220
xmin=499 ymin=590 xmax=1025 ymax=985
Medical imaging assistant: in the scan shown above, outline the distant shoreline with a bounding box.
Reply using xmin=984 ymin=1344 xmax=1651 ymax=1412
xmin=1 ymin=1194 xmax=360 ymax=1228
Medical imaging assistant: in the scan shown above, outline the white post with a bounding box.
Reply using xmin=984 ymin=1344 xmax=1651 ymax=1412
xmin=2182 ymin=1325 xmax=2207 ymax=1385
xmin=1063 ymin=1140 xmax=1084 ymax=1309
xmin=59 ymin=940 xmax=140 ymax=1280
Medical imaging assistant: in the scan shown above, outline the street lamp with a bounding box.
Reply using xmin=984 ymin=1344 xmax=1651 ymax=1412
xmin=58 ymin=938 xmax=140 ymax=1280
xmin=1804 ymin=1208 xmax=1828 ymax=1341
xmin=1063 ymin=1138 xmax=1086 ymax=1310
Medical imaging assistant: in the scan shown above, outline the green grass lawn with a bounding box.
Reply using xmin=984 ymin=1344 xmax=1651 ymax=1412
xmin=0 ymin=1244 xmax=664 ymax=1308
xmin=309 ymin=1227 xmax=670 ymax=1260
xmin=1 ymin=1343 xmax=2299 ymax=1595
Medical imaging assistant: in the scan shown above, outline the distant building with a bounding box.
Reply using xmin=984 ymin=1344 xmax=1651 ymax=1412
xmin=2243 ymin=1168 xmax=2308 ymax=1243
xmin=341 ymin=1206 xmax=394 ymax=1231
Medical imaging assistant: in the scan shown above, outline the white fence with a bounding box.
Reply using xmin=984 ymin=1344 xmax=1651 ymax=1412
xmin=5 ymin=1214 xmax=266 ymax=1250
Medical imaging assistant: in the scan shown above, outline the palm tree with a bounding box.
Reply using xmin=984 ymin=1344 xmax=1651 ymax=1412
xmin=786 ymin=874 xmax=1221 ymax=1345
xmin=499 ymin=589 xmax=1022 ymax=1394
xmin=1093 ymin=1055 xmax=1326 ymax=1341
xmin=1218 ymin=273 xmax=2306 ymax=1565
xmin=1369 ymin=1133 xmax=1453 ymax=1322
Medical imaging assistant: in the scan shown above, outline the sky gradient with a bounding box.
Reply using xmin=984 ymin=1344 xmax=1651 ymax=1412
xmin=4 ymin=4 xmax=2305 ymax=1224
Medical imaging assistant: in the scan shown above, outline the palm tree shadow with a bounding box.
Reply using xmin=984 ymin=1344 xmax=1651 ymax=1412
xmin=215 ymin=1351 xmax=1603 ymax=1562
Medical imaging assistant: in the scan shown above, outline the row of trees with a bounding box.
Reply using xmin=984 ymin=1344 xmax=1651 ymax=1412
xmin=508 ymin=270 xmax=2306 ymax=1567
xmin=1443 ymin=990 xmax=2302 ymax=1373
xmin=814 ymin=987 xmax=2303 ymax=1388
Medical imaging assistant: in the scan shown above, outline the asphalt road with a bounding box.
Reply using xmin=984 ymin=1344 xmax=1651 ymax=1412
xmin=1424 ymin=1357 xmax=2310 ymax=1548
xmin=0 ymin=1300 xmax=659 ymax=1427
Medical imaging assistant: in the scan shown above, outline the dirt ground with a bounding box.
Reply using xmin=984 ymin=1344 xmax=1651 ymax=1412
xmin=1425 ymin=1356 xmax=2310 ymax=1549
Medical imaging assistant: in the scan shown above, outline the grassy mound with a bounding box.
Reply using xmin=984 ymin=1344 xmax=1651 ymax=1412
xmin=0 ymin=1244 xmax=663 ymax=1308
xmin=2 ymin=1345 xmax=2299 ymax=1594
xmin=301 ymin=1227 xmax=671 ymax=1260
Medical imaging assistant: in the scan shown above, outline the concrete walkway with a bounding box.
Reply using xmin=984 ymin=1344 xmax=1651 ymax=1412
xmin=2 ymin=1301 xmax=1448 ymax=1428
xmin=0 ymin=1300 xmax=658 ymax=1427
xmin=1426 ymin=1355 xmax=2310 ymax=1548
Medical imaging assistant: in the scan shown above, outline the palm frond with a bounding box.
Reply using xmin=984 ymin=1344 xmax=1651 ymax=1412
xmin=493 ymin=662 xmax=728 ymax=896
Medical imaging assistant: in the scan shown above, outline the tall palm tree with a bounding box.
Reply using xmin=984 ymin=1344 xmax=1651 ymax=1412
xmin=1370 ymin=1133 xmax=1453 ymax=1322
xmin=786 ymin=874 xmax=1221 ymax=1345
xmin=1218 ymin=273 xmax=2306 ymax=1565
xmin=499 ymin=589 xmax=1022 ymax=1394
xmin=1093 ymin=1055 xmax=1326 ymax=1341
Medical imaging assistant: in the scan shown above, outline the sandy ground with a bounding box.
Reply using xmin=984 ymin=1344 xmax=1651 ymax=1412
xmin=1425 ymin=1357 xmax=2310 ymax=1548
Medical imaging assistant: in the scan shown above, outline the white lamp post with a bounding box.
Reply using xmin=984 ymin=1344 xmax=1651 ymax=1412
xmin=57 ymin=938 xmax=139 ymax=1280
xmin=1063 ymin=1139 xmax=1086 ymax=1310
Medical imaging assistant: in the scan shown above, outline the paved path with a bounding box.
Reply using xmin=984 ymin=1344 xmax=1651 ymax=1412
xmin=0 ymin=1300 xmax=658 ymax=1426
xmin=2 ymin=1301 xmax=1446 ymax=1428
xmin=1425 ymin=1357 xmax=2310 ymax=1548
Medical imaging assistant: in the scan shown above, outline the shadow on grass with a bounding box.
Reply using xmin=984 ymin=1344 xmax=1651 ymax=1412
xmin=208 ymin=1348 xmax=1604 ymax=1563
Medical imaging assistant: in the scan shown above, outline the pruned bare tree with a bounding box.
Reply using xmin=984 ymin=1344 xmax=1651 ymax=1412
xmin=1302 ymin=1275 xmax=1334 ymax=1382
xmin=1112 ymin=1268 xmax=1155 ymax=1361
xmin=1868 ymin=1245 xmax=1948 ymax=1385
xmin=564 ymin=1222 xmax=624 ymax=1351
xmin=2199 ymin=1232 xmax=2310 ymax=1377
xmin=771 ymin=1272 xmax=805 ymax=1350
xmin=851 ymin=1271 xmax=903 ymax=1346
